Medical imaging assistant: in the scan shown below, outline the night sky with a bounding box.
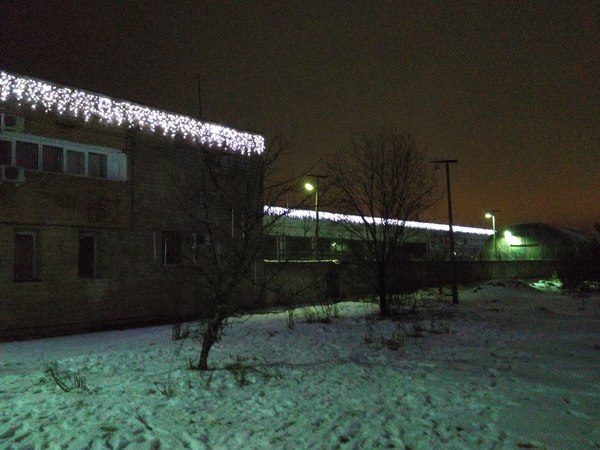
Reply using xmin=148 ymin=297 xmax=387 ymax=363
xmin=1 ymin=1 xmax=598 ymax=231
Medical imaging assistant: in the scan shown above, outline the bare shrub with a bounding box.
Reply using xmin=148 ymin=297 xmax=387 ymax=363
xmin=45 ymin=362 xmax=88 ymax=392
xmin=224 ymin=355 xmax=251 ymax=387
xmin=303 ymin=303 xmax=339 ymax=324
xmin=363 ymin=320 xmax=407 ymax=350
xmin=285 ymin=305 xmax=296 ymax=329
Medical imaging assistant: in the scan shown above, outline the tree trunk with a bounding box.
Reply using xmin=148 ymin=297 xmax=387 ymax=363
xmin=197 ymin=339 xmax=211 ymax=371
xmin=379 ymin=292 xmax=390 ymax=316
xmin=377 ymin=266 xmax=390 ymax=316
xmin=197 ymin=313 xmax=223 ymax=370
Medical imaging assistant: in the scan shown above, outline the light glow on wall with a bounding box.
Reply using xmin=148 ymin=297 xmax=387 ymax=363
xmin=504 ymin=230 xmax=522 ymax=246
xmin=0 ymin=71 xmax=264 ymax=155
xmin=265 ymin=206 xmax=494 ymax=236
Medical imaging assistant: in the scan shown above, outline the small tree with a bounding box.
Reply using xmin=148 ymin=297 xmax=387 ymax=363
xmin=174 ymin=136 xmax=293 ymax=370
xmin=328 ymin=129 xmax=437 ymax=316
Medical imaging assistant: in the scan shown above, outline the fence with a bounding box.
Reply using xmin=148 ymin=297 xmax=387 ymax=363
xmin=264 ymin=259 xmax=563 ymax=304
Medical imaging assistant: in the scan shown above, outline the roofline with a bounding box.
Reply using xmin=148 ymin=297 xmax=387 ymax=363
xmin=264 ymin=206 xmax=494 ymax=236
xmin=0 ymin=70 xmax=265 ymax=155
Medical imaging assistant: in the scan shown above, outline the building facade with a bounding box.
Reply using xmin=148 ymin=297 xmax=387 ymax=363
xmin=478 ymin=223 xmax=599 ymax=261
xmin=0 ymin=70 xmax=264 ymax=339
xmin=264 ymin=206 xmax=493 ymax=262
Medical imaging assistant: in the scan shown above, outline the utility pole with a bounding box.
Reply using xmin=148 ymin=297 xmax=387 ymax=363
xmin=432 ymin=159 xmax=459 ymax=305
xmin=304 ymin=173 xmax=327 ymax=259
xmin=485 ymin=210 xmax=500 ymax=260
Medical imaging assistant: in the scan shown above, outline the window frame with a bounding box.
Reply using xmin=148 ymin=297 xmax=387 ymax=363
xmin=188 ymin=232 xmax=207 ymax=265
xmin=14 ymin=230 xmax=38 ymax=282
xmin=66 ymin=149 xmax=86 ymax=176
xmin=15 ymin=140 xmax=39 ymax=170
xmin=0 ymin=139 xmax=13 ymax=165
xmin=78 ymin=232 xmax=97 ymax=278
xmin=162 ymin=231 xmax=182 ymax=266
xmin=0 ymin=131 xmax=126 ymax=181
xmin=42 ymin=144 xmax=64 ymax=173
xmin=87 ymin=152 xmax=108 ymax=179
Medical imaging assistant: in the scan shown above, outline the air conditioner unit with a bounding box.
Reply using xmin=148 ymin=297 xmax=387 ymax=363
xmin=0 ymin=113 xmax=25 ymax=132
xmin=0 ymin=165 xmax=25 ymax=185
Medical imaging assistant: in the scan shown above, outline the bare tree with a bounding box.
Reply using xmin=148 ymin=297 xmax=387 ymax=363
xmin=327 ymin=129 xmax=437 ymax=316
xmin=173 ymin=136 xmax=295 ymax=370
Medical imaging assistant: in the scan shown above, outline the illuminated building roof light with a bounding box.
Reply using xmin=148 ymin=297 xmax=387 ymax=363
xmin=0 ymin=71 xmax=264 ymax=155
xmin=265 ymin=206 xmax=494 ymax=236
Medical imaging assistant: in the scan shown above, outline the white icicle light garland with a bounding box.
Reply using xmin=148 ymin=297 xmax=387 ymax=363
xmin=265 ymin=206 xmax=494 ymax=235
xmin=0 ymin=71 xmax=264 ymax=155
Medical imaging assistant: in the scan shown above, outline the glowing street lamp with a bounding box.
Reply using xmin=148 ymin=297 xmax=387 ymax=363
xmin=485 ymin=210 xmax=499 ymax=259
xmin=304 ymin=174 xmax=326 ymax=259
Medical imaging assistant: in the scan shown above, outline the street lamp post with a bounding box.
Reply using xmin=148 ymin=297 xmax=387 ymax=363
xmin=304 ymin=174 xmax=327 ymax=259
xmin=485 ymin=210 xmax=499 ymax=260
xmin=432 ymin=159 xmax=459 ymax=305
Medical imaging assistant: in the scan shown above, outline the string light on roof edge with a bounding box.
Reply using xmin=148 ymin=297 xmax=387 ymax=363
xmin=264 ymin=206 xmax=494 ymax=236
xmin=0 ymin=71 xmax=265 ymax=155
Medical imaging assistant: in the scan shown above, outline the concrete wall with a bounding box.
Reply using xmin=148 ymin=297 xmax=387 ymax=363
xmin=264 ymin=259 xmax=562 ymax=304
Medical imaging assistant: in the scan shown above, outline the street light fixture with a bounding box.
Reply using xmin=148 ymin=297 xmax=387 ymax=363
xmin=432 ymin=159 xmax=459 ymax=305
xmin=485 ymin=210 xmax=499 ymax=260
xmin=304 ymin=174 xmax=327 ymax=259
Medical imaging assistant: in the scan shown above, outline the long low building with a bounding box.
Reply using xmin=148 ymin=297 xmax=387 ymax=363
xmin=478 ymin=223 xmax=599 ymax=261
xmin=264 ymin=206 xmax=493 ymax=262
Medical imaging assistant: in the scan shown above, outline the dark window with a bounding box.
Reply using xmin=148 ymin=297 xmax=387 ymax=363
xmin=0 ymin=140 xmax=11 ymax=165
xmin=3 ymin=115 xmax=17 ymax=128
xmin=79 ymin=234 xmax=95 ymax=277
xmin=66 ymin=150 xmax=85 ymax=175
xmin=14 ymin=232 xmax=36 ymax=281
xmin=42 ymin=145 xmax=64 ymax=173
xmin=163 ymin=232 xmax=182 ymax=265
xmin=16 ymin=141 xmax=38 ymax=170
xmin=88 ymin=152 xmax=107 ymax=178
xmin=189 ymin=233 xmax=205 ymax=264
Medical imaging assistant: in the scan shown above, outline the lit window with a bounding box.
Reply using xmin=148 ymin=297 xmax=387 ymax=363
xmin=88 ymin=152 xmax=107 ymax=178
xmin=14 ymin=231 xmax=37 ymax=282
xmin=42 ymin=145 xmax=64 ymax=173
xmin=79 ymin=234 xmax=96 ymax=277
xmin=66 ymin=150 xmax=85 ymax=175
xmin=0 ymin=140 xmax=11 ymax=165
xmin=16 ymin=141 xmax=39 ymax=170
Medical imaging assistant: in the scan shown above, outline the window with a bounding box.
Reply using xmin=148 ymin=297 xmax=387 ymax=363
xmin=88 ymin=152 xmax=107 ymax=178
xmin=66 ymin=150 xmax=85 ymax=175
xmin=0 ymin=140 xmax=11 ymax=165
xmin=16 ymin=141 xmax=38 ymax=170
xmin=42 ymin=145 xmax=64 ymax=173
xmin=189 ymin=233 xmax=205 ymax=264
xmin=0 ymin=134 xmax=127 ymax=180
xmin=163 ymin=232 xmax=182 ymax=265
xmin=14 ymin=232 xmax=36 ymax=282
xmin=78 ymin=234 xmax=96 ymax=277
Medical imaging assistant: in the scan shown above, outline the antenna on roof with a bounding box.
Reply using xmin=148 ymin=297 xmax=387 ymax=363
xmin=197 ymin=72 xmax=202 ymax=119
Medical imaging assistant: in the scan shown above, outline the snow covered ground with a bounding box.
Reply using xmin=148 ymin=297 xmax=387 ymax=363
xmin=1 ymin=280 xmax=599 ymax=449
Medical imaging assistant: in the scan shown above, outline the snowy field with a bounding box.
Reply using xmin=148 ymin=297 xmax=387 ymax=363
xmin=1 ymin=280 xmax=599 ymax=449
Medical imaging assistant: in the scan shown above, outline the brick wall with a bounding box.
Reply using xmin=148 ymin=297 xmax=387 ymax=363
xmin=0 ymin=104 xmax=258 ymax=340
